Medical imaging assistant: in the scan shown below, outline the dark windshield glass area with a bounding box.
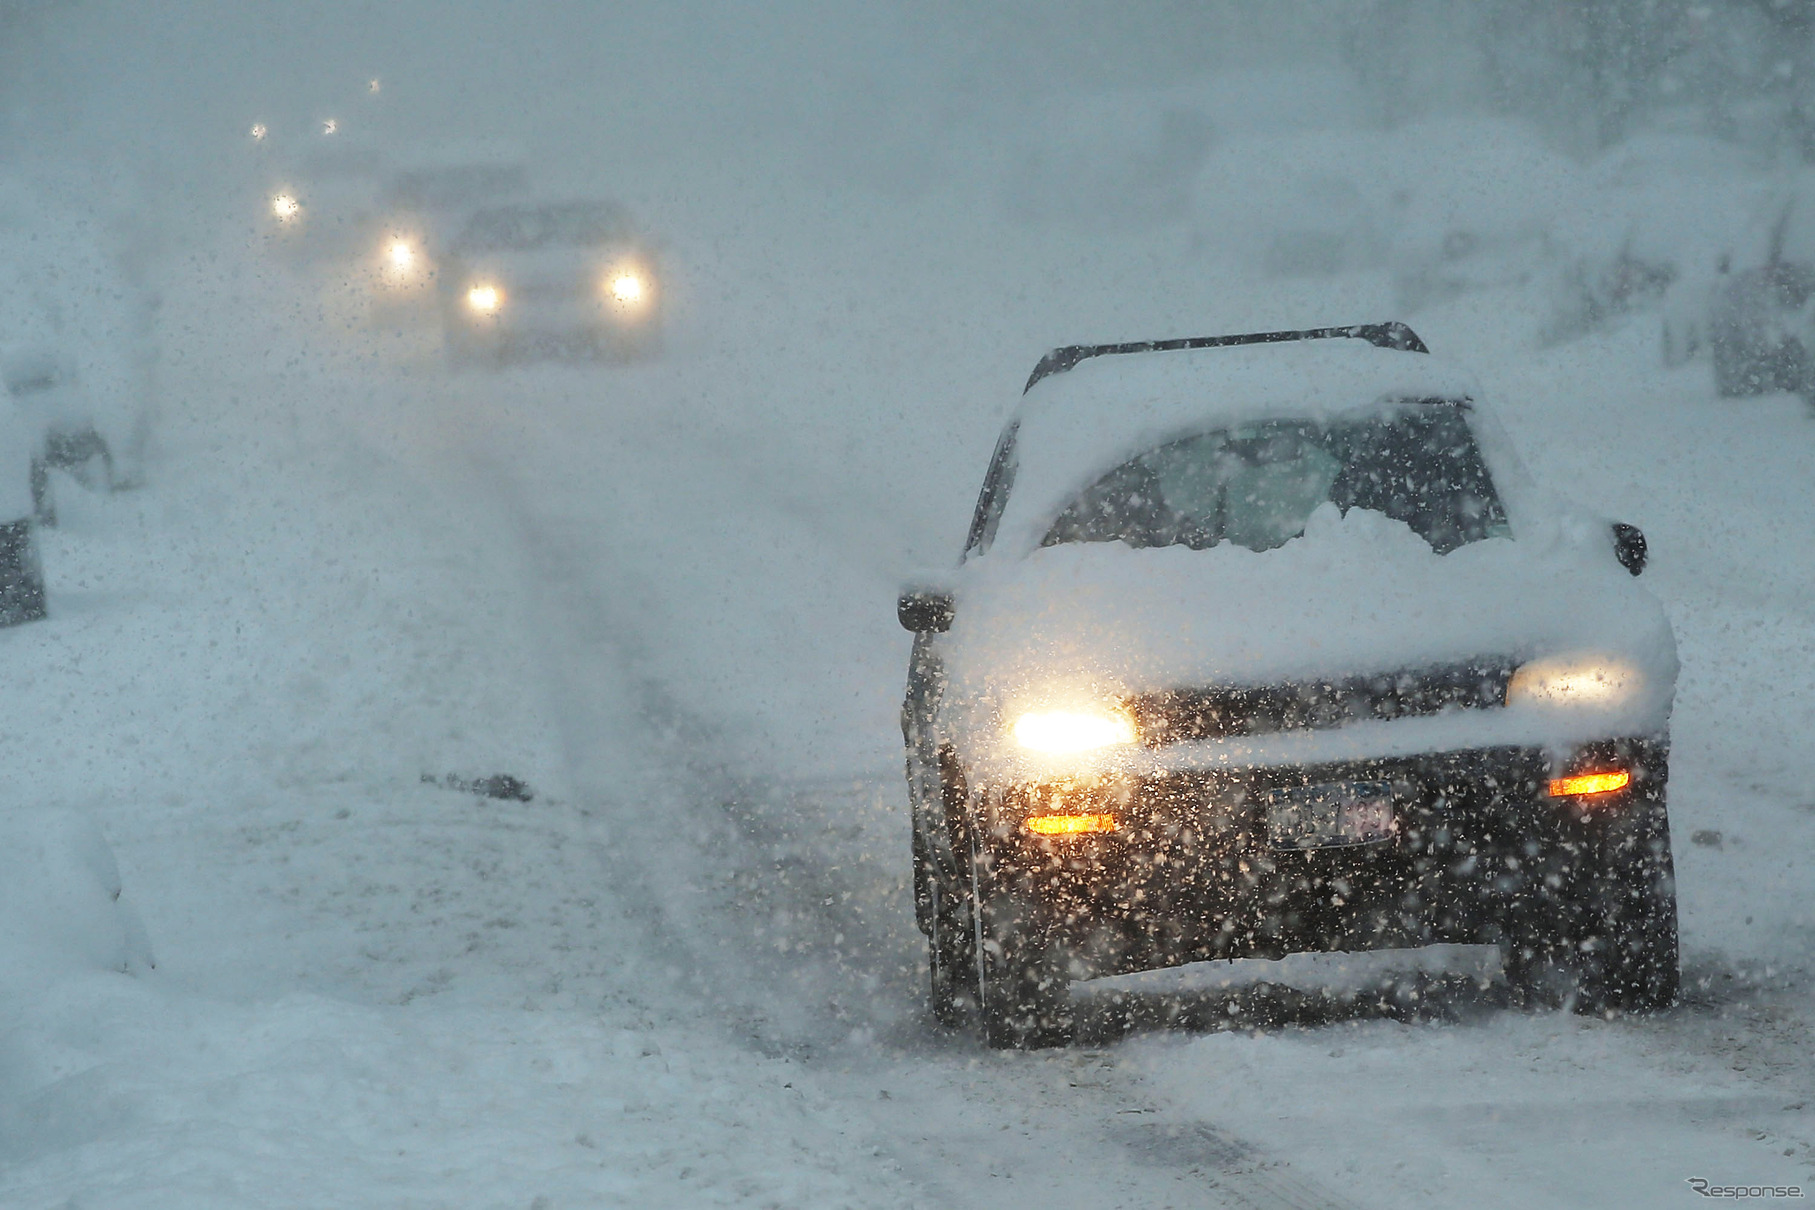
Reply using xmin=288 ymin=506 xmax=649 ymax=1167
xmin=457 ymin=202 xmax=633 ymax=251
xmin=1043 ymin=402 xmax=1508 ymax=555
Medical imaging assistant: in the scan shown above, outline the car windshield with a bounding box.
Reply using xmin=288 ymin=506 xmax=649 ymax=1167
xmin=457 ymin=202 xmax=633 ymax=251
xmin=1042 ymin=401 xmax=1508 ymax=555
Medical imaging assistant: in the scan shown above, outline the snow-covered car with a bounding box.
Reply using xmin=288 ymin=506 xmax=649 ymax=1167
xmin=898 ymin=324 xmax=1678 ymax=1049
xmin=1708 ymin=176 xmax=1815 ymax=397
xmin=0 ymin=228 xmax=148 ymax=524
xmin=438 ymin=200 xmax=660 ymax=365
xmin=1 ymin=346 xmax=116 ymax=524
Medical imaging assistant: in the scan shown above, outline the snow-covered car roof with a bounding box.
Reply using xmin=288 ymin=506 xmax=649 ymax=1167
xmin=993 ymin=337 xmax=1487 ymax=557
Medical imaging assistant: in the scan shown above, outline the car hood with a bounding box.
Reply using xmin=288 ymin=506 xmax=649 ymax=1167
xmin=942 ymin=504 xmax=1677 ymax=768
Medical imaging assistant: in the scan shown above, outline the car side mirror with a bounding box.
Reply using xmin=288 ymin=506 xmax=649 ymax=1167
xmin=1612 ymin=522 xmax=1647 ymax=576
xmin=898 ymin=587 xmax=955 ymax=633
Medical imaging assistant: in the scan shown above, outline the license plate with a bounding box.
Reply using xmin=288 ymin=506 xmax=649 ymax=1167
xmin=1263 ymin=780 xmax=1397 ymax=850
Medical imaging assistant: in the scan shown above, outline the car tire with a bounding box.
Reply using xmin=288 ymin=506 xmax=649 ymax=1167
xmin=927 ymin=871 xmax=974 ymax=1030
xmin=1573 ymin=821 xmax=1680 ymax=1014
xmin=1502 ymin=807 xmax=1679 ymax=1014
xmin=969 ymin=838 xmax=1071 ymax=1049
xmin=0 ymin=518 xmax=47 ymax=626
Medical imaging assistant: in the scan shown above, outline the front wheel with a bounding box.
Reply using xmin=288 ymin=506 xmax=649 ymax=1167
xmin=927 ymin=874 xmax=974 ymax=1029
xmin=969 ymin=842 xmax=1072 ymax=1049
xmin=1502 ymin=810 xmax=1679 ymax=1014
xmin=1573 ymin=831 xmax=1679 ymax=1013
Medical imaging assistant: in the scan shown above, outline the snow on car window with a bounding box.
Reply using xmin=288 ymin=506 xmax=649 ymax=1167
xmin=1043 ymin=402 xmax=1508 ymax=555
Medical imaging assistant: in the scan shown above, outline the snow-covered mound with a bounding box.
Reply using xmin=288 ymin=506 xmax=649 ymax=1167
xmin=0 ymin=808 xmax=153 ymax=976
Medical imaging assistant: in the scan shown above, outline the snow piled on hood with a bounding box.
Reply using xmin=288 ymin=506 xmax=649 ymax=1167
xmin=948 ymin=501 xmax=1676 ymax=757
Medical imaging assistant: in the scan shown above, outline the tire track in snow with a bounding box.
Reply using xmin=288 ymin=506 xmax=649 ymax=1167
xmin=462 ymin=417 xmax=1367 ymax=1210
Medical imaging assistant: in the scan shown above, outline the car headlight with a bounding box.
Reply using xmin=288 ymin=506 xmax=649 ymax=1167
xmin=608 ymin=271 xmax=648 ymax=307
xmin=271 ymin=193 xmax=300 ymax=220
xmin=1010 ymin=706 xmax=1138 ymax=755
xmin=466 ymin=284 xmax=502 ymax=313
xmin=388 ymin=240 xmax=414 ymax=268
xmin=1505 ymin=655 xmax=1640 ymax=709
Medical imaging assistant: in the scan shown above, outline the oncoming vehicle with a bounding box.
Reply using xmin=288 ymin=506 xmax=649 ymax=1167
xmin=898 ymin=324 xmax=1678 ymax=1049
xmin=357 ymin=152 xmax=531 ymax=329
xmin=438 ymin=200 xmax=660 ymax=365
xmin=256 ymin=124 xmax=390 ymax=269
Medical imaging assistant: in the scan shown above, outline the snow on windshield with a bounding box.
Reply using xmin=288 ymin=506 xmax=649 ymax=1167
xmin=1042 ymin=402 xmax=1508 ymax=555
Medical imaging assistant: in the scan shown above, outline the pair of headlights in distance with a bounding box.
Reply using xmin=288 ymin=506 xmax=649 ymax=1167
xmin=463 ymin=272 xmax=647 ymax=314
xmin=1008 ymin=657 xmax=1643 ymax=758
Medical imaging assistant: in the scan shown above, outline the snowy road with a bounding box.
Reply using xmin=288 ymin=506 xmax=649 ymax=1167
xmin=2 ymin=155 xmax=1815 ymax=1208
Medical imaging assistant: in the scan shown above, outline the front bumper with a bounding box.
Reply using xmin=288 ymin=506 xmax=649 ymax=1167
xmin=975 ymin=739 xmax=1669 ymax=978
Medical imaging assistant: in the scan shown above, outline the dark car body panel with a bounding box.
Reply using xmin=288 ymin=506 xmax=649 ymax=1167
xmin=966 ymin=739 xmax=1669 ymax=981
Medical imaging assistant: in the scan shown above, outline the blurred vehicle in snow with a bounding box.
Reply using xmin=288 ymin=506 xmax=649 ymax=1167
xmin=1706 ymin=179 xmax=1815 ymax=397
xmin=899 ymin=324 xmax=1679 ymax=1048
xmin=1394 ymin=227 xmax=1571 ymax=315
xmin=1 ymin=348 xmax=119 ymax=526
xmin=256 ymin=121 xmax=391 ymax=268
xmin=356 ymin=150 xmax=530 ymax=329
xmin=438 ymin=200 xmax=661 ymax=365
xmin=0 ymin=205 xmax=151 ymax=528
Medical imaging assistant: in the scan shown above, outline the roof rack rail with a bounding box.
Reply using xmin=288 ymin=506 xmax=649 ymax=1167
xmin=1022 ymin=321 xmax=1429 ymax=393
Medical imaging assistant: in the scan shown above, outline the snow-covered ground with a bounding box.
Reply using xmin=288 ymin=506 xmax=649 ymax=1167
xmin=3 ymin=53 xmax=1815 ymax=1208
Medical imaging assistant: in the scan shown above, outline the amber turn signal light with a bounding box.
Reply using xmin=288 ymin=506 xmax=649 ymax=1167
xmin=1025 ymin=813 xmax=1118 ymax=836
xmin=1548 ymin=770 xmax=1630 ymax=798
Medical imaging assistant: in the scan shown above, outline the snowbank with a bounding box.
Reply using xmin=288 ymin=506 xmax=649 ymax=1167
xmin=0 ymin=807 xmax=152 ymax=976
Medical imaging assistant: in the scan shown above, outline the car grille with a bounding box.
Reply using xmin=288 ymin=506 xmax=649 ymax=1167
xmin=1128 ymin=659 xmax=1516 ymax=746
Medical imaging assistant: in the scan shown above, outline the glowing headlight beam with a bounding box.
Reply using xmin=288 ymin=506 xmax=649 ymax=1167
xmin=1010 ymin=708 xmax=1137 ymax=755
xmin=271 ymin=193 xmax=301 ymax=220
xmin=389 ymin=240 xmax=413 ymax=268
xmin=466 ymin=284 xmax=501 ymax=313
xmin=1506 ymin=656 xmax=1640 ymax=709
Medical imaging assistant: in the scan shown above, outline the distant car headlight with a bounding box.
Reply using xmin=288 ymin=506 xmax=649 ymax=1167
xmin=1505 ymin=655 xmax=1641 ymax=709
xmin=271 ymin=193 xmax=300 ymax=220
xmin=389 ymin=240 xmax=414 ymax=268
xmin=609 ymin=271 xmax=646 ymax=306
xmin=466 ymin=284 xmax=502 ymax=313
xmin=1010 ymin=706 xmax=1138 ymax=755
